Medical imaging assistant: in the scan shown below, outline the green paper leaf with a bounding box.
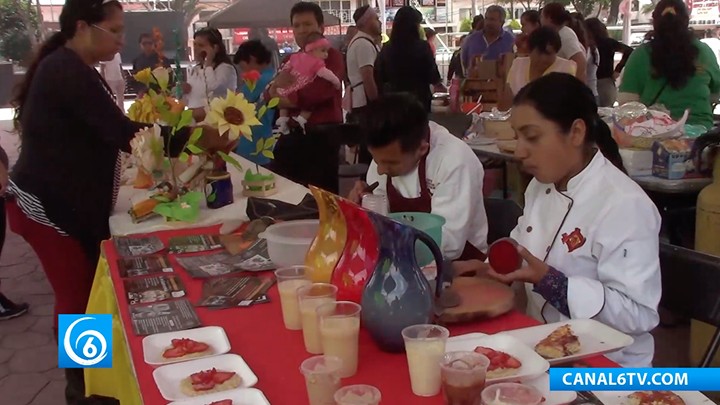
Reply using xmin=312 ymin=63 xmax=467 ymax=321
xmin=264 ymin=136 xmax=277 ymax=150
xmin=262 ymin=150 xmax=274 ymax=159
xmin=179 ymin=152 xmax=189 ymax=162
xmin=248 ymin=82 xmax=256 ymax=93
xmin=257 ymin=105 xmax=267 ymax=119
xmin=177 ymin=109 xmax=193 ymax=129
xmin=187 ymin=144 xmax=203 ymax=154
xmin=255 ymin=139 xmax=264 ymax=154
xmin=267 ymin=97 xmax=279 ymax=109
xmin=207 ymin=192 xmax=216 ymax=203
xmin=189 ymin=127 xmax=203 ymax=144
xmin=217 ymin=151 xmax=243 ymax=171
xmin=153 ymin=195 xmax=171 ymax=203
xmin=160 ymin=110 xmax=176 ymax=127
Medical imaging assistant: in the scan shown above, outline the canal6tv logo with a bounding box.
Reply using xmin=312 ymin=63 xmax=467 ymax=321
xmin=58 ymin=314 xmax=112 ymax=368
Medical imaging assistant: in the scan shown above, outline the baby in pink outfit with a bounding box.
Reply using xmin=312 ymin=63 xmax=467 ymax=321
xmin=276 ymin=32 xmax=341 ymax=133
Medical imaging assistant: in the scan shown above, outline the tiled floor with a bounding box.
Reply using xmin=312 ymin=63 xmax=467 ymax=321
xmin=0 ymin=121 xmax=718 ymax=404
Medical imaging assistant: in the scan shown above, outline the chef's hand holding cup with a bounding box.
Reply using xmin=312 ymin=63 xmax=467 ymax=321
xmin=348 ymin=180 xmax=369 ymax=204
xmin=486 ymin=244 xmax=549 ymax=284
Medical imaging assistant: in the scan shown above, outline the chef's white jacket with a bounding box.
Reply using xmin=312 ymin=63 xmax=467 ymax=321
xmin=512 ymin=151 xmax=662 ymax=367
xmin=366 ymin=121 xmax=489 ymax=260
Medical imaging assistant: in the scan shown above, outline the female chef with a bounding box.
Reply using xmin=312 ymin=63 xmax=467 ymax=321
xmin=459 ymin=73 xmax=662 ymax=367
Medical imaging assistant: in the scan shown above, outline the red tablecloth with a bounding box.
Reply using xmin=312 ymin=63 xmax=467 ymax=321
xmin=103 ymin=226 xmax=619 ymax=405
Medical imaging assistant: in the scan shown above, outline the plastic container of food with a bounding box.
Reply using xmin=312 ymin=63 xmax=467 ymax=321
xmin=258 ymin=220 xmax=319 ymax=267
xmin=481 ymin=382 xmax=543 ymax=405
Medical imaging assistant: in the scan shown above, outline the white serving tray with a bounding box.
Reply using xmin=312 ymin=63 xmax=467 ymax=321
xmin=524 ymin=373 xmax=577 ymax=405
xmin=446 ymin=332 xmax=550 ymax=383
xmin=498 ymin=319 xmax=634 ymax=365
xmin=592 ymin=390 xmax=714 ymax=405
xmin=167 ymin=388 xmax=271 ymax=405
xmin=153 ymin=354 xmax=258 ymax=401
xmin=143 ymin=326 xmax=231 ymax=366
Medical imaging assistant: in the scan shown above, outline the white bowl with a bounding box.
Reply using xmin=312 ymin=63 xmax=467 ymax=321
xmin=258 ymin=219 xmax=319 ymax=267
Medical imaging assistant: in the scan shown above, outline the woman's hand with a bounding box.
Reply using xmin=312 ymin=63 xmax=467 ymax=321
xmin=433 ymin=83 xmax=448 ymax=93
xmin=203 ymin=49 xmax=216 ymax=67
xmin=486 ymin=245 xmax=549 ymax=284
xmin=452 ymin=260 xmax=489 ymax=277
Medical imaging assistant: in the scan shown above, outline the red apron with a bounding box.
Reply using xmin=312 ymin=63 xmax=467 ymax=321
xmin=386 ymin=154 xmax=487 ymax=261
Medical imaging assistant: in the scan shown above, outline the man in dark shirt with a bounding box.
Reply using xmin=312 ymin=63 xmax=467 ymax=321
xmin=266 ymin=1 xmax=345 ymax=193
xmin=132 ymin=33 xmax=171 ymax=94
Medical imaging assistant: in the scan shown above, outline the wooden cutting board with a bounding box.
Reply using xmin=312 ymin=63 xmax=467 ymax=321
xmin=438 ymin=277 xmax=515 ymax=324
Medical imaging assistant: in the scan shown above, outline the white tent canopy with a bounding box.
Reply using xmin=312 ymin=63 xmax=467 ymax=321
xmin=206 ymin=0 xmax=342 ymax=29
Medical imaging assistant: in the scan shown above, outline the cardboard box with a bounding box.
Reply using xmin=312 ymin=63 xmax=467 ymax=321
xmin=651 ymin=139 xmax=702 ymax=180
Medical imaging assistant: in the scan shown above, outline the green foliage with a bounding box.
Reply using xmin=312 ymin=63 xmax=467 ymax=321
xmin=217 ymin=151 xmax=243 ymax=172
xmin=251 ymin=135 xmax=278 ymax=161
xmin=508 ymin=19 xmax=521 ymax=30
xmin=0 ymin=0 xmax=39 ymax=61
xmin=460 ymin=18 xmax=472 ymax=32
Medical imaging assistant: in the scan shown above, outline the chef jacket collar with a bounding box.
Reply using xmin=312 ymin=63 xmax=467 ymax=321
xmin=551 ymin=149 xmax=605 ymax=197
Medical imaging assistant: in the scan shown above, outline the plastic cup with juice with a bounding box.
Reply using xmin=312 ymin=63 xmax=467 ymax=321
xmin=300 ymin=355 xmax=343 ymax=405
xmin=298 ymin=283 xmax=338 ymax=354
xmin=317 ymin=301 xmax=361 ymax=377
xmin=480 ymin=383 xmax=543 ymax=405
xmin=276 ymin=266 xmax=313 ymax=330
xmin=401 ymin=324 xmax=450 ymax=397
xmin=334 ymin=384 xmax=382 ymax=405
xmin=440 ymin=351 xmax=490 ymax=405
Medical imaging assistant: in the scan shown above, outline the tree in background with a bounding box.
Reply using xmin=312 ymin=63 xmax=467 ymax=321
xmin=143 ymin=0 xmax=206 ymax=28
xmin=0 ymin=0 xmax=39 ymax=62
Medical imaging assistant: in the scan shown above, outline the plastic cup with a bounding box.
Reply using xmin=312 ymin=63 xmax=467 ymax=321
xmin=401 ymin=324 xmax=450 ymax=397
xmin=334 ymin=384 xmax=382 ymax=405
xmin=361 ymin=194 xmax=388 ymax=215
xmin=275 ymin=266 xmax=313 ymax=330
xmin=487 ymin=238 xmax=522 ymax=275
xmin=440 ymin=351 xmax=491 ymax=405
xmin=480 ymin=382 xmax=543 ymax=405
xmin=300 ymin=355 xmax=343 ymax=405
xmin=298 ymin=283 xmax=338 ymax=354
xmin=317 ymin=301 xmax=361 ymax=377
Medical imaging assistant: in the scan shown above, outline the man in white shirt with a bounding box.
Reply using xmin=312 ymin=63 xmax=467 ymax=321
xmin=348 ymin=93 xmax=489 ymax=261
xmin=345 ymin=5 xmax=381 ymax=164
xmin=100 ymin=52 xmax=125 ymax=111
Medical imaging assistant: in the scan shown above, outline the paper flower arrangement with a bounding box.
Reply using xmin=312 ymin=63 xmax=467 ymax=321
xmin=205 ymin=90 xmax=262 ymax=141
xmin=130 ymin=124 xmax=164 ymax=175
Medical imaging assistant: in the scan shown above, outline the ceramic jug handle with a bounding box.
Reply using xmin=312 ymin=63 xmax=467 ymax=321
xmin=414 ymin=230 xmax=444 ymax=298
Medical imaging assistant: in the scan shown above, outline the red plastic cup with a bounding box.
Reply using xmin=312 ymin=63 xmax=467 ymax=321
xmin=487 ymin=238 xmax=522 ymax=275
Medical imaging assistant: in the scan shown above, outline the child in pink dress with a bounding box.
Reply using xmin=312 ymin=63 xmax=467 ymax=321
xmin=276 ymin=32 xmax=341 ymax=133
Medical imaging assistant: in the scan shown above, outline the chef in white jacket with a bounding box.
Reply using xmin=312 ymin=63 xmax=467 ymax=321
xmin=459 ymin=73 xmax=661 ymax=367
xmin=348 ymin=93 xmax=489 ymax=261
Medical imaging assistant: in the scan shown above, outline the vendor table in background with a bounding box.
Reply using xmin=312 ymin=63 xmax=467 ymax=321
xmin=86 ymin=225 xmax=620 ymax=405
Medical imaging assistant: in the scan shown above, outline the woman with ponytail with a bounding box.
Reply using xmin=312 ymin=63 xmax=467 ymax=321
xmin=619 ymin=0 xmax=720 ymax=128
xmin=540 ymin=3 xmax=587 ymax=83
xmin=9 ymin=1 xmax=223 ymax=402
xmin=456 ymin=73 xmax=662 ymax=368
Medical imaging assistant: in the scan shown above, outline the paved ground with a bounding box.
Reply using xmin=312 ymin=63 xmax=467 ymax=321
xmin=0 ymin=117 xmax=716 ymax=404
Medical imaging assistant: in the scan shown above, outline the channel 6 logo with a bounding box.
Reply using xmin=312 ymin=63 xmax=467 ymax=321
xmin=58 ymin=314 xmax=112 ymax=368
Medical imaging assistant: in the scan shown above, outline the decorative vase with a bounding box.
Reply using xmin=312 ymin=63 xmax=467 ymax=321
xmin=205 ymin=171 xmax=234 ymax=209
xmin=331 ymin=198 xmax=380 ymax=304
xmin=305 ymin=186 xmax=348 ymax=283
xmin=360 ymin=211 xmax=445 ymax=353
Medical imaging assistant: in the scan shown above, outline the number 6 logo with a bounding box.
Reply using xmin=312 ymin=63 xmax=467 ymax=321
xmin=58 ymin=314 xmax=112 ymax=368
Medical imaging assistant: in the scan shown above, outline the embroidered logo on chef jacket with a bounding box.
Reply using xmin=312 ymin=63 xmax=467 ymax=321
xmin=426 ymin=179 xmax=437 ymax=194
xmin=561 ymin=228 xmax=586 ymax=253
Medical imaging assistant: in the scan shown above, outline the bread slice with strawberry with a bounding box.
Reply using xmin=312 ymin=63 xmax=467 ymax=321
xmin=162 ymin=338 xmax=211 ymax=361
xmin=534 ymin=324 xmax=581 ymax=359
xmin=180 ymin=368 xmax=242 ymax=397
xmin=628 ymin=391 xmax=685 ymax=405
xmin=473 ymin=346 xmax=522 ymax=378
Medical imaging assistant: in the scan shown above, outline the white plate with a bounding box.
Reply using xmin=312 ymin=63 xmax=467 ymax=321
xmin=498 ymin=319 xmax=634 ymax=365
xmin=142 ymin=326 xmax=231 ymax=365
xmin=153 ymin=354 xmax=258 ymax=401
xmin=523 ymin=374 xmax=577 ymax=405
xmin=446 ymin=333 xmax=550 ymax=383
xmin=592 ymin=390 xmax=714 ymax=404
xmin=167 ymin=388 xmax=270 ymax=405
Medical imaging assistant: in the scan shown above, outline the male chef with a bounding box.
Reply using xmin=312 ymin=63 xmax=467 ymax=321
xmin=349 ymin=93 xmax=488 ymax=261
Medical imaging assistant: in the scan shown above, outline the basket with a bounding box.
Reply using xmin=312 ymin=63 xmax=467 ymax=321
xmin=241 ymin=178 xmax=278 ymax=197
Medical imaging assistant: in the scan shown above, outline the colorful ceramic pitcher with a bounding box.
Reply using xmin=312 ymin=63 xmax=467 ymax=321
xmin=305 ymin=186 xmax=348 ymax=283
xmin=332 ymin=198 xmax=381 ymax=304
xmin=361 ymin=211 xmax=445 ymax=353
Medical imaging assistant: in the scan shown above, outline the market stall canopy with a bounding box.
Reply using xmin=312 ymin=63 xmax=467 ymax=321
xmin=205 ymin=0 xmax=341 ymax=29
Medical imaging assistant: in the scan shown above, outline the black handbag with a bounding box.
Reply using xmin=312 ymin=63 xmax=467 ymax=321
xmin=245 ymin=194 xmax=319 ymax=221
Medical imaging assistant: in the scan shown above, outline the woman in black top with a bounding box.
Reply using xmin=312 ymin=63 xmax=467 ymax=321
xmin=375 ymin=6 xmax=445 ymax=112
xmin=9 ymin=1 xmax=221 ymax=402
xmin=585 ymin=18 xmax=634 ymax=107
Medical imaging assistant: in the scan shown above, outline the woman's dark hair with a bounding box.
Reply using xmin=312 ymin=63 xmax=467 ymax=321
xmin=290 ymin=1 xmax=324 ymax=26
xmin=648 ymin=0 xmax=697 ymax=89
xmin=12 ymin=0 xmax=122 ymax=130
xmin=542 ymin=3 xmax=571 ymax=26
xmin=521 ymin=10 xmax=540 ymax=26
xmin=194 ymin=27 xmax=233 ymax=68
xmin=513 ymin=72 xmax=626 ymax=174
xmin=424 ymin=27 xmax=437 ymax=39
xmin=390 ymin=6 xmax=422 ymax=45
xmin=585 ymin=17 xmax=609 ymax=40
xmin=362 ymin=93 xmax=429 ymax=152
xmin=528 ymin=26 xmax=562 ymax=54
xmin=472 ymin=14 xmax=484 ymax=30
xmin=302 ymin=32 xmax=327 ymax=51
xmin=138 ymin=32 xmax=152 ymax=43
xmin=233 ymin=39 xmax=271 ymax=65
xmin=568 ymin=12 xmax=597 ymax=65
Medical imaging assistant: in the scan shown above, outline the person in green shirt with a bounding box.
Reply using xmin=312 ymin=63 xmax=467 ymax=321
xmin=618 ymin=0 xmax=720 ymax=129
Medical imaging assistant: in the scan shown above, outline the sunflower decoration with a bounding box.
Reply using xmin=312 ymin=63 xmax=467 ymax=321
xmin=204 ymin=90 xmax=262 ymax=141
